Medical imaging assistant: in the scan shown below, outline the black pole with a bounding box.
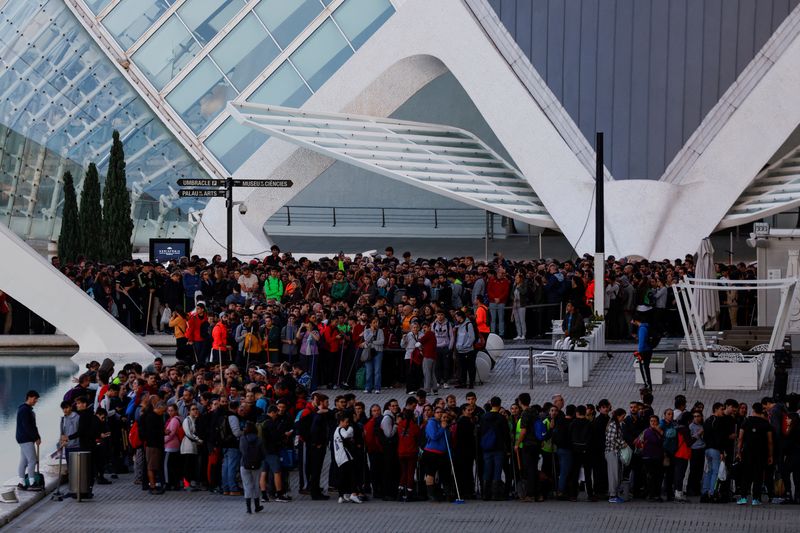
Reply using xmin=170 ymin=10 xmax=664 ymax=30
xmin=595 ymin=132 xmax=604 ymax=254
xmin=226 ymin=176 xmax=233 ymax=264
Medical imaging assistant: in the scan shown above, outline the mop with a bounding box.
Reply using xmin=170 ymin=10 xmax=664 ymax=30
xmin=444 ymin=431 xmax=465 ymax=504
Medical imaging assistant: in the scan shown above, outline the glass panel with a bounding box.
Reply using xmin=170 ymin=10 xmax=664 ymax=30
xmin=132 ymin=15 xmax=201 ymax=89
xmin=177 ymin=0 xmax=244 ymax=45
xmin=254 ymin=0 xmax=322 ymax=48
xmin=210 ymin=14 xmax=279 ymax=91
xmin=166 ymin=57 xmax=236 ymax=133
xmin=205 ymin=117 xmax=268 ymax=173
xmin=103 ymin=0 xmax=171 ymax=50
xmin=84 ymin=0 xmax=112 ymax=14
xmin=290 ymin=19 xmax=351 ymax=90
xmin=248 ymin=62 xmax=312 ymax=107
xmin=332 ymin=0 xmax=393 ymax=49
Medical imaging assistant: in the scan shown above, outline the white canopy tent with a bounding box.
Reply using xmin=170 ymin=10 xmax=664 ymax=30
xmin=675 ymin=276 xmax=797 ymax=389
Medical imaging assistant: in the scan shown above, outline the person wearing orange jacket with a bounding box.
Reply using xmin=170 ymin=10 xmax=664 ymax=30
xmin=185 ymin=302 xmax=209 ymax=364
xmin=474 ymin=295 xmax=491 ymax=351
xmin=211 ymin=311 xmax=231 ymax=365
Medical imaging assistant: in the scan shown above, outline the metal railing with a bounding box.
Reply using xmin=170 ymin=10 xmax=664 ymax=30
xmin=269 ymin=205 xmax=484 ymax=229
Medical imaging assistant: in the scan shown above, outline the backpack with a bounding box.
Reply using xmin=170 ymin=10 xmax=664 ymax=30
xmin=633 ymin=430 xmax=646 ymax=452
xmin=363 ymin=417 xmax=384 ymax=453
xmin=244 ymin=331 xmax=262 ymax=354
xmin=663 ymin=425 xmax=678 ymax=454
xmin=480 ymin=424 xmax=497 ymax=451
xmin=217 ymin=414 xmax=233 ymax=443
xmin=128 ymin=421 xmax=142 ymax=449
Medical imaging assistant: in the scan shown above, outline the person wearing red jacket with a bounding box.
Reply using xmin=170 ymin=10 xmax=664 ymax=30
xmin=397 ymin=400 xmax=421 ymax=501
xmin=185 ymin=303 xmax=209 ymax=364
xmin=363 ymin=404 xmax=385 ymax=498
xmin=211 ymin=311 xmax=230 ymax=364
xmin=419 ymin=323 xmax=438 ymax=394
xmin=320 ymin=316 xmax=345 ymax=388
xmin=487 ymin=269 xmax=511 ymax=338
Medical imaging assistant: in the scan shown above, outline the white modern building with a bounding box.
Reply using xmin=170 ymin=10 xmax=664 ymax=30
xmin=2 ymin=0 xmax=800 ymax=260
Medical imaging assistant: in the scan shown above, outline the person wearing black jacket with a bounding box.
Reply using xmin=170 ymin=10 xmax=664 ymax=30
xmin=551 ymin=405 xmax=573 ymax=499
xmin=15 ymin=390 xmax=41 ymax=491
xmin=307 ymin=395 xmax=331 ymax=500
xmin=141 ymin=401 xmax=166 ymax=494
xmin=568 ymin=405 xmax=594 ymax=501
xmin=258 ymin=406 xmax=291 ymax=502
xmin=480 ymin=397 xmax=509 ymax=501
xmin=590 ymin=400 xmax=611 ymax=499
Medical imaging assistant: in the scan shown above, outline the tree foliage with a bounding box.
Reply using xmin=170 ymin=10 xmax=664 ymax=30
xmin=78 ymin=162 xmax=103 ymax=260
xmin=102 ymin=130 xmax=133 ymax=262
xmin=57 ymin=171 xmax=81 ymax=264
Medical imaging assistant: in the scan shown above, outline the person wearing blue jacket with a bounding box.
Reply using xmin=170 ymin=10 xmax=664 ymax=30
xmin=16 ymin=390 xmax=41 ymax=491
xmin=632 ymin=307 xmax=653 ymax=390
xmin=422 ymin=408 xmax=451 ymax=501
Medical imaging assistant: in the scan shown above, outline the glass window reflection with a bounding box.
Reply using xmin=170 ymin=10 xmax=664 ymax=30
xmin=254 ymin=0 xmax=322 ymax=48
xmin=177 ymin=0 xmax=244 ymax=46
xmin=210 ymin=14 xmax=279 ymax=91
xmin=84 ymin=0 xmax=112 ymax=14
xmin=103 ymin=0 xmax=171 ymax=50
xmin=332 ymin=0 xmax=394 ymax=49
xmin=132 ymin=15 xmax=201 ymax=89
xmin=248 ymin=62 xmax=312 ymax=108
xmin=290 ymin=19 xmax=352 ymax=91
xmin=166 ymin=57 xmax=236 ymax=134
xmin=205 ymin=117 xmax=268 ymax=173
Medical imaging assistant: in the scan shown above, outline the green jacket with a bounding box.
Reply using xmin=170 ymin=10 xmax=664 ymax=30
xmin=331 ymin=280 xmax=350 ymax=301
xmin=264 ymin=276 xmax=284 ymax=302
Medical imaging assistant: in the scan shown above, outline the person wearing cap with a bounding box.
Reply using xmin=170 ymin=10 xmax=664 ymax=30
xmin=632 ymin=307 xmax=654 ymax=390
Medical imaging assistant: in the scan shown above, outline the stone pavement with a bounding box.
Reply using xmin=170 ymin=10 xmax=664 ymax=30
xmin=7 ymin=340 xmax=800 ymax=532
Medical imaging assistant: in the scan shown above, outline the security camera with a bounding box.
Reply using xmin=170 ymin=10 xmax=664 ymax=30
xmin=238 ymin=203 xmax=248 ymax=215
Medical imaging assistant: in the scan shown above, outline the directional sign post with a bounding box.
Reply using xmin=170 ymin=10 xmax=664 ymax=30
xmin=178 ymin=177 xmax=293 ymax=263
xmin=178 ymin=189 xmax=226 ymax=198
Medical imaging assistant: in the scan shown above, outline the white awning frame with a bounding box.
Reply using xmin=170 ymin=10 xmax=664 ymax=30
xmin=227 ymin=102 xmax=557 ymax=228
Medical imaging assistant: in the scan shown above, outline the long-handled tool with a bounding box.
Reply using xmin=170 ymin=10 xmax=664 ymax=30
xmin=51 ymin=446 xmax=64 ymax=501
xmin=335 ymin=341 xmax=346 ymax=387
xmin=444 ymin=430 xmax=465 ymax=504
xmin=143 ymin=291 xmax=154 ymax=336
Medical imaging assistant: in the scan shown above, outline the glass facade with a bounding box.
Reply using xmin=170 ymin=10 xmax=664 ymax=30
xmin=0 ymin=0 xmax=210 ymax=243
xmin=0 ymin=0 xmax=394 ymax=245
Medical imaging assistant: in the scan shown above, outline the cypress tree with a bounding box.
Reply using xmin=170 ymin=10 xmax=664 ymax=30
xmin=78 ymin=162 xmax=103 ymax=260
xmin=57 ymin=171 xmax=80 ymax=264
xmin=102 ymin=130 xmax=133 ymax=262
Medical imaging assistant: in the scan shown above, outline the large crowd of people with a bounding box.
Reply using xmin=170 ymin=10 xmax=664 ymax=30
xmin=16 ymin=362 xmax=800 ymax=512
xmin=11 ymin=244 xmax=778 ymax=514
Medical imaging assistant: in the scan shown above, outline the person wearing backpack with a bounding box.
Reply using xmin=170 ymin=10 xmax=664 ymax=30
xmin=550 ymin=405 xmax=573 ymax=500
xmin=480 ymin=397 xmax=509 ymax=501
xmin=239 ymin=421 xmax=265 ymax=514
xmin=333 ymin=411 xmax=362 ymax=503
xmin=397 ymin=401 xmax=421 ymax=502
xmin=379 ymin=399 xmax=400 ymax=500
xmin=659 ymin=408 xmax=679 ymax=501
xmin=515 ymin=394 xmax=546 ymax=501
xmin=701 ymin=402 xmax=725 ymax=502
xmin=453 ymin=311 xmax=477 ymax=389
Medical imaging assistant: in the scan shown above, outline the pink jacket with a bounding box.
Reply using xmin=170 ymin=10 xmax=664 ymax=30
xmin=164 ymin=416 xmax=181 ymax=451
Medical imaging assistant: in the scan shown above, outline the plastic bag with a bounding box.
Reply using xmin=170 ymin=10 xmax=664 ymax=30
xmin=717 ymin=460 xmax=727 ymax=481
xmin=620 ymin=446 xmax=633 ymax=466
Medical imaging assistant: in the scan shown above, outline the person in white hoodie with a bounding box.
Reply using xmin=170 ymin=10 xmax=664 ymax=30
xmin=180 ymin=404 xmax=203 ymax=490
xmin=333 ymin=411 xmax=362 ymax=503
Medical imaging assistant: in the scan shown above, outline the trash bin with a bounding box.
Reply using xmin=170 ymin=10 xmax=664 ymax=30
xmin=68 ymin=451 xmax=92 ymax=501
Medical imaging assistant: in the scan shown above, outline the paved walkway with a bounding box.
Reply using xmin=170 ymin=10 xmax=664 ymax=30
xmin=10 ymin=471 xmax=799 ymax=533
xmin=7 ymin=341 xmax=799 ymax=532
